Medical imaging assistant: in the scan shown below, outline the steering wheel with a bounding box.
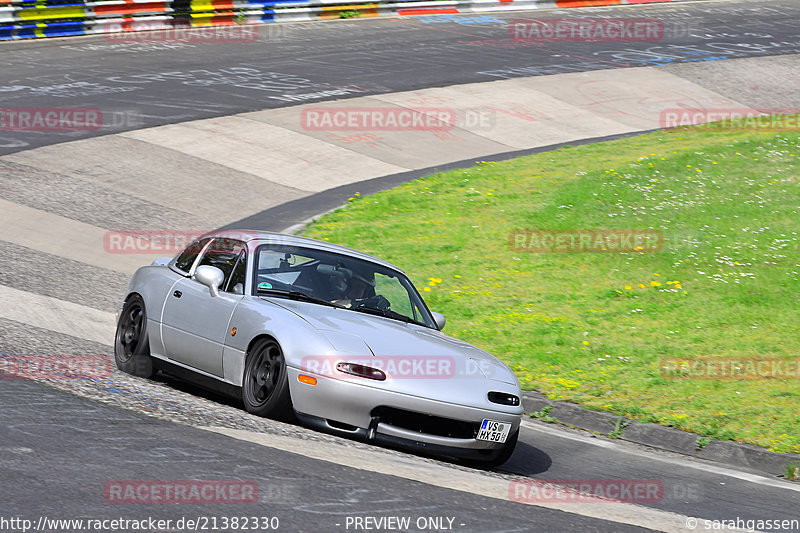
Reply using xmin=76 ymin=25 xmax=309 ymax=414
xmin=355 ymin=295 xmax=390 ymax=311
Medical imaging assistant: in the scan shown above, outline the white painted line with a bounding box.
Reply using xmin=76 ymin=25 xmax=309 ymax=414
xmin=201 ymin=426 xmax=753 ymax=533
xmin=0 ymin=284 xmax=115 ymax=347
xmin=121 ymin=118 xmax=406 ymax=193
xmin=0 ymin=198 xmax=159 ymax=275
xmin=521 ymin=420 xmax=800 ymax=494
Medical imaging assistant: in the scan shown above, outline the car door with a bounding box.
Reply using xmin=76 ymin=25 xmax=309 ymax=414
xmin=161 ymin=238 xmax=247 ymax=377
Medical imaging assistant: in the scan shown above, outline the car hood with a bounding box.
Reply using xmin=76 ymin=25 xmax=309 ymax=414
xmin=265 ymin=298 xmax=518 ymax=386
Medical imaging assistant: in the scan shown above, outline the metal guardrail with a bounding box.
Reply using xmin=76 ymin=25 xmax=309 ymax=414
xmin=0 ymin=0 xmax=689 ymax=40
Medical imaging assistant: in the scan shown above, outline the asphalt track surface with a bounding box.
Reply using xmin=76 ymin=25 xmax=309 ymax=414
xmin=1 ymin=0 xmax=799 ymax=155
xmin=2 ymin=1 xmax=800 ymax=532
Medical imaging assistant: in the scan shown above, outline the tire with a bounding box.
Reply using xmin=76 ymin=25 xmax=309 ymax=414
xmin=242 ymin=338 xmax=294 ymax=421
xmin=465 ymin=430 xmax=519 ymax=469
xmin=114 ymin=294 xmax=155 ymax=379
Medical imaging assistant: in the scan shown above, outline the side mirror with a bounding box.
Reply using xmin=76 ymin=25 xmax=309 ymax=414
xmin=195 ymin=265 xmax=225 ymax=297
xmin=431 ymin=311 xmax=446 ymax=331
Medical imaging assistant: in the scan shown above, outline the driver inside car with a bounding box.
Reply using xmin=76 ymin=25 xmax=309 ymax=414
xmin=331 ymin=269 xmax=389 ymax=310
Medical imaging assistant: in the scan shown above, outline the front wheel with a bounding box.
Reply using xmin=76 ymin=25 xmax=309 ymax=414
xmin=242 ymin=338 xmax=294 ymax=421
xmin=114 ymin=294 xmax=155 ymax=379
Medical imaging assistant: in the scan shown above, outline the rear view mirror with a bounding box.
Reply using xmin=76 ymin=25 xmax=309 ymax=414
xmin=317 ymin=264 xmax=353 ymax=281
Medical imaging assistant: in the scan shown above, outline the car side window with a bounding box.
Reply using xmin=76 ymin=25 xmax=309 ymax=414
xmin=224 ymin=250 xmax=247 ymax=295
xmin=196 ymin=238 xmax=245 ymax=291
xmin=173 ymin=238 xmax=211 ymax=274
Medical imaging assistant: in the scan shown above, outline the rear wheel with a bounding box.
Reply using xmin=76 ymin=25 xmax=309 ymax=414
xmin=242 ymin=338 xmax=294 ymax=421
xmin=114 ymin=294 xmax=155 ymax=379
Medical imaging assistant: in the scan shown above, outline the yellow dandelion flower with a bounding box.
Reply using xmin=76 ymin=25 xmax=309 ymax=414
xmin=423 ymin=287 xmax=431 ymax=292
xmin=625 ymin=286 xmax=632 ymax=290
xmin=638 ymin=284 xmax=646 ymax=289
xmin=650 ymin=281 xmax=662 ymax=287
xmin=582 ymin=341 xmax=590 ymax=345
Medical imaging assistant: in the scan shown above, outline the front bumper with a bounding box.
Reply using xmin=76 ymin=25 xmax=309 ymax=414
xmin=287 ymin=365 xmax=522 ymax=452
xmin=295 ymin=411 xmax=517 ymax=462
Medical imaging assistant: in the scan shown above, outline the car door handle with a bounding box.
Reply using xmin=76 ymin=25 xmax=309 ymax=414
xmin=173 ymin=290 xmax=182 ymax=298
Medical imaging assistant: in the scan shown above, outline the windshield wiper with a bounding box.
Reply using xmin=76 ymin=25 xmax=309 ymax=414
xmin=351 ymin=305 xmax=426 ymax=326
xmin=258 ymin=288 xmax=344 ymax=308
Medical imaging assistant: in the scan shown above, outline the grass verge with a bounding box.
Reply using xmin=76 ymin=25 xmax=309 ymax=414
xmin=303 ymin=120 xmax=800 ymax=453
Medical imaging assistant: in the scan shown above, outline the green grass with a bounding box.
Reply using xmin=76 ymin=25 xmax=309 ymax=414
xmin=303 ymin=121 xmax=800 ymax=454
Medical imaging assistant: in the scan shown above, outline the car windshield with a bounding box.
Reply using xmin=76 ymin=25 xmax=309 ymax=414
xmin=253 ymin=243 xmax=436 ymax=328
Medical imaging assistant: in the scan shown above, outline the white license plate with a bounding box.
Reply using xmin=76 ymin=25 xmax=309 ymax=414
xmin=476 ymin=419 xmax=511 ymax=443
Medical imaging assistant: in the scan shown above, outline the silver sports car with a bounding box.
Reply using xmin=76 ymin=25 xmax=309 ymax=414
xmin=115 ymin=230 xmax=523 ymax=466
